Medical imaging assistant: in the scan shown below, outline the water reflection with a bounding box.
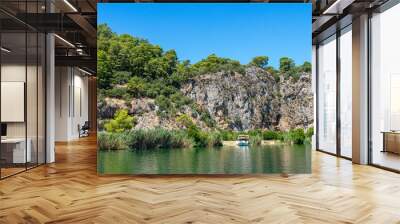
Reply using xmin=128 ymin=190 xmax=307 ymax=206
xmin=98 ymin=144 xmax=311 ymax=174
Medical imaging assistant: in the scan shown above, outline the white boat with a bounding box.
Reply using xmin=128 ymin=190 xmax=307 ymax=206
xmin=237 ymin=135 xmax=249 ymax=146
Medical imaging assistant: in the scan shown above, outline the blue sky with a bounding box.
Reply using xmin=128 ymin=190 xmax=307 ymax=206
xmin=98 ymin=3 xmax=311 ymax=68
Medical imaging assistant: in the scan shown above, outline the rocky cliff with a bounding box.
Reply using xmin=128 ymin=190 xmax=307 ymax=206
xmin=98 ymin=66 xmax=313 ymax=131
xmin=181 ymin=67 xmax=313 ymax=131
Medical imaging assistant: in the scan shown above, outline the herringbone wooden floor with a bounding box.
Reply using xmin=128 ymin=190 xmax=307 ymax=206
xmin=1 ymin=136 xmax=400 ymax=224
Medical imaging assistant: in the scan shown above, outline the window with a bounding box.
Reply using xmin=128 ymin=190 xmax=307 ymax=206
xmin=370 ymin=2 xmax=400 ymax=171
xmin=317 ymin=34 xmax=337 ymax=154
xmin=339 ymin=25 xmax=352 ymax=158
xmin=0 ymin=2 xmax=46 ymax=179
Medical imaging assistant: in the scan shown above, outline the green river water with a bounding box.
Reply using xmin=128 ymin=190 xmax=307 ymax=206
xmin=98 ymin=143 xmax=311 ymax=174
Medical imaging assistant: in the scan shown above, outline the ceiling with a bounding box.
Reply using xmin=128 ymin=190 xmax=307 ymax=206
xmin=1 ymin=0 xmax=394 ymax=73
xmin=311 ymin=0 xmax=390 ymax=43
xmin=0 ymin=0 xmax=97 ymax=74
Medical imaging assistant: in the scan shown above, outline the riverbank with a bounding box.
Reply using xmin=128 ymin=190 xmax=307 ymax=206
xmin=223 ymin=140 xmax=283 ymax=147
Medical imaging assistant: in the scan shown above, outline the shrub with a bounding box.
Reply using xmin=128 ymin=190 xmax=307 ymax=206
xmin=186 ymin=127 xmax=206 ymax=147
xmin=304 ymin=127 xmax=314 ymax=143
xmin=273 ymin=74 xmax=281 ymax=82
xmin=298 ymin=61 xmax=311 ymax=73
xmin=177 ymin=114 xmax=205 ymax=147
xmin=207 ymin=132 xmax=223 ymax=147
xmin=170 ymin=92 xmax=193 ymax=111
xmin=220 ymin=130 xmax=238 ymax=141
xmin=191 ymin=104 xmax=216 ymax=128
xmin=176 ymin=114 xmax=221 ymax=147
xmin=199 ymin=110 xmax=216 ymax=128
xmin=170 ymin=131 xmax=194 ymax=148
xmin=279 ymin=57 xmax=295 ymax=74
xmin=249 ymin=134 xmax=263 ymax=146
xmin=247 ymin=129 xmax=263 ymax=137
xmin=305 ymin=127 xmax=314 ymax=138
xmin=263 ymin=130 xmax=278 ymax=140
xmin=98 ymin=132 xmax=128 ymax=150
xmin=127 ymin=76 xmax=146 ymax=97
xmin=249 ymin=56 xmax=269 ymax=69
xmin=105 ymin=87 xmax=128 ymax=99
xmin=288 ymin=128 xmax=306 ymax=144
xmin=288 ymin=72 xmax=301 ymax=82
xmin=111 ymin=71 xmax=131 ymax=85
xmin=155 ymin=95 xmax=171 ymax=113
xmin=104 ymin=109 xmax=136 ymax=133
xmin=276 ymin=131 xmax=285 ymax=141
xmin=176 ymin=114 xmax=194 ymax=127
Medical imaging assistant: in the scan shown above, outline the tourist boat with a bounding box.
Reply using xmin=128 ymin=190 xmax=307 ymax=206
xmin=237 ymin=135 xmax=250 ymax=146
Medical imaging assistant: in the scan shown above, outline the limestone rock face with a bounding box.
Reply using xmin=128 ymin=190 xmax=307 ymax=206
xmin=98 ymin=66 xmax=313 ymax=131
xmin=97 ymin=97 xmax=128 ymax=119
xmin=181 ymin=67 xmax=313 ymax=131
xmin=276 ymin=74 xmax=313 ymax=130
xmin=181 ymin=67 xmax=278 ymax=130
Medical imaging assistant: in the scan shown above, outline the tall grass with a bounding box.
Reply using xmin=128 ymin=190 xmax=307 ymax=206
xmin=98 ymin=129 xmax=193 ymax=151
xmin=127 ymin=128 xmax=193 ymax=150
xmin=98 ymin=132 xmax=128 ymax=150
xmin=206 ymin=131 xmax=223 ymax=147
xmin=220 ymin=130 xmax=239 ymax=141
xmin=249 ymin=134 xmax=263 ymax=146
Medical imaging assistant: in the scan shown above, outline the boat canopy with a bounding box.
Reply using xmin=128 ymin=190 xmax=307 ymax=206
xmin=237 ymin=135 xmax=249 ymax=140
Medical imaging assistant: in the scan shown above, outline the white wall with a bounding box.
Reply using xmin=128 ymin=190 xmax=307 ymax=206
xmin=55 ymin=67 xmax=89 ymax=141
xmin=55 ymin=66 xmax=69 ymax=141
xmin=1 ymin=62 xmax=46 ymax=165
xmin=1 ymin=64 xmax=26 ymax=139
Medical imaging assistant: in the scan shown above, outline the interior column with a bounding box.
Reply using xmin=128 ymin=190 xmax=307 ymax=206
xmin=352 ymin=14 xmax=369 ymax=164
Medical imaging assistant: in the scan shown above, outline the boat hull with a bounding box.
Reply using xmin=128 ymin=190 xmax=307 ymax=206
xmin=237 ymin=140 xmax=249 ymax=146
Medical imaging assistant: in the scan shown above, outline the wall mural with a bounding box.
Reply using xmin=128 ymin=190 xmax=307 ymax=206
xmin=97 ymin=3 xmax=313 ymax=174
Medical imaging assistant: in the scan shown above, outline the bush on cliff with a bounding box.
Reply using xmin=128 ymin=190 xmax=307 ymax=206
xmin=104 ymin=109 xmax=136 ymax=133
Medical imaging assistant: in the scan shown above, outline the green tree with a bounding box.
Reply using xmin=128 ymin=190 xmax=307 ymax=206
xmin=131 ymin=42 xmax=163 ymax=79
xmin=97 ymin=23 xmax=114 ymax=40
xmin=144 ymin=57 xmax=169 ymax=79
xmin=111 ymin=71 xmax=131 ymax=85
xmin=250 ymin=56 xmax=269 ymax=69
xmin=279 ymin=57 xmax=295 ymax=73
xmin=163 ymin=49 xmax=178 ymax=75
xmin=104 ymin=109 xmax=136 ymax=133
xmin=298 ymin=61 xmax=311 ymax=73
xmin=193 ymin=54 xmax=244 ymax=75
xmin=127 ymin=76 xmax=147 ymax=97
xmin=97 ymin=50 xmax=113 ymax=89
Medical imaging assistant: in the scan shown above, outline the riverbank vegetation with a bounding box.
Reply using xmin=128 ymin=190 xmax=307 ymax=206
xmin=220 ymin=127 xmax=313 ymax=145
xmin=99 ymin=109 xmax=314 ymax=150
xmin=98 ymin=129 xmax=193 ymax=151
xmin=98 ymin=127 xmax=313 ymax=151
